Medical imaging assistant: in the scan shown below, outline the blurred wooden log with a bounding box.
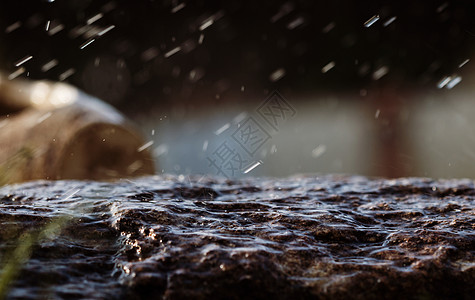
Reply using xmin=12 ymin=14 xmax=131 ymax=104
xmin=0 ymin=74 xmax=155 ymax=184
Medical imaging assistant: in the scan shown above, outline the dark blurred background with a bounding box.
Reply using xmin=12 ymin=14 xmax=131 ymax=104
xmin=1 ymin=0 xmax=475 ymax=178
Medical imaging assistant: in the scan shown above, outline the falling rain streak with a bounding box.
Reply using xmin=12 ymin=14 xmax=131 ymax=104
xmin=87 ymin=13 xmax=103 ymax=25
xmin=80 ymin=39 xmax=95 ymax=49
xmin=59 ymin=69 xmax=75 ymax=81
xmin=15 ymin=56 xmax=33 ymax=67
xmin=233 ymin=112 xmax=247 ymax=124
xmin=0 ymin=119 xmax=8 ymax=129
xmin=312 ymin=145 xmax=327 ymax=158
xmin=199 ymin=19 xmax=214 ymax=31
xmin=171 ymin=3 xmax=186 ymax=13
xmin=37 ymin=112 xmax=52 ymax=124
xmin=372 ymin=66 xmax=389 ymax=80
xmin=154 ymin=144 xmax=168 ymax=157
xmin=8 ymin=68 xmax=25 ymax=80
xmin=322 ymin=22 xmax=335 ymax=33
xmin=271 ymin=2 xmax=294 ymax=23
xmin=164 ymin=47 xmax=181 ymax=58
xmin=459 ymin=59 xmax=470 ymax=68
xmin=270 ymin=68 xmax=286 ymax=82
xmin=383 ymin=16 xmax=397 ymax=27
xmin=137 ymin=141 xmax=154 ymax=152
xmin=364 ymin=15 xmax=380 ymax=27
xmin=214 ymin=123 xmax=230 ymax=135
xmin=5 ymin=21 xmax=21 ymax=33
xmin=61 ymin=188 xmax=81 ymax=201
xmin=437 ymin=76 xmax=452 ymax=88
xmin=375 ymin=109 xmax=381 ymax=119
xmin=437 ymin=75 xmax=462 ymax=89
xmin=41 ymin=59 xmax=58 ymax=72
xmin=97 ymin=25 xmax=115 ymax=36
xmin=287 ymin=17 xmax=305 ymax=30
xmin=243 ymin=161 xmax=263 ymax=174
xmin=141 ymin=48 xmax=159 ymax=62
xmin=322 ymin=61 xmax=335 ymax=73
xmin=446 ymin=76 xmax=462 ymax=89
xmin=48 ymin=24 xmax=64 ymax=36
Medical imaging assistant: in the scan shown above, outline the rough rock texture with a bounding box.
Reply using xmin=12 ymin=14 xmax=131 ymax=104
xmin=0 ymin=175 xmax=474 ymax=299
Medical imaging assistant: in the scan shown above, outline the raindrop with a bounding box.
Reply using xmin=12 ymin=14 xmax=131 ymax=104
xmin=383 ymin=16 xmax=397 ymax=27
xmin=15 ymin=55 xmax=33 ymax=67
xmin=458 ymin=59 xmax=470 ymax=68
xmin=312 ymin=145 xmax=326 ymax=158
xmin=287 ymin=17 xmax=305 ymax=30
xmin=164 ymin=47 xmax=181 ymax=58
xmin=233 ymin=112 xmax=247 ymax=124
xmin=8 ymin=68 xmax=25 ymax=80
xmin=189 ymin=68 xmax=205 ymax=83
xmin=87 ymin=13 xmax=103 ymax=25
xmin=322 ymin=61 xmax=335 ymax=73
xmin=372 ymin=66 xmax=388 ymax=80
xmin=243 ymin=161 xmax=263 ymax=174
xmin=5 ymin=21 xmax=21 ymax=33
xmin=214 ymin=123 xmax=230 ymax=135
xmin=154 ymin=144 xmax=169 ymax=157
xmin=375 ymin=109 xmax=380 ymax=119
xmin=80 ymin=38 xmax=95 ymax=49
xmin=269 ymin=68 xmax=286 ymax=82
xmin=141 ymin=48 xmax=159 ymax=62
xmin=59 ymin=68 xmax=75 ymax=81
xmin=270 ymin=2 xmax=294 ymax=23
xmin=446 ymin=76 xmax=462 ymax=89
xmin=97 ymin=25 xmax=115 ymax=36
xmin=364 ymin=15 xmax=380 ymax=27
xmin=437 ymin=2 xmax=448 ymax=13
xmin=322 ymin=22 xmax=335 ymax=33
xmin=37 ymin=112 xmax=53 ymax=124
xmin=48 ymin=23 xmax=64 ymax=36
xmin=137 ymin=141 xmax=154 ymax=152
xmin=171 ymin=3 xmax=186 ymax=13
xmin=199 ymin=18 xmax=214 ymax=31
xmin=41 ymin=59 xmax=58 ymax=72
xmin=437 ymin=76 xmax=452 ymax=89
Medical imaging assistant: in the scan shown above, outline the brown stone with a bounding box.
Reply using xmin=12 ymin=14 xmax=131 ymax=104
xmin=0 ymin=75 xmax=154 ymax=184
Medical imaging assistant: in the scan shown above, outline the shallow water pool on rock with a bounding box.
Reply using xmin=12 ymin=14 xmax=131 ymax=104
xmin=0 ymin=175 xmax=474 ymax=299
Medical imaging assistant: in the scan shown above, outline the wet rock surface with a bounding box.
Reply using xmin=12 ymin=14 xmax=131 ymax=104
xmin=0 ymin=175 xmax=474 ymax=299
